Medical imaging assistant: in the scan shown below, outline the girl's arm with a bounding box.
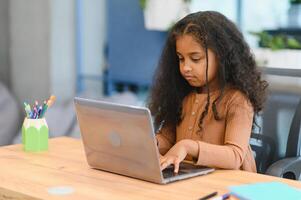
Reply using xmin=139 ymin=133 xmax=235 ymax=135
xmin=156 ymin=125 xmax=176 ymax=155
xmin=193 ymin=101 xmax=254 ymax=170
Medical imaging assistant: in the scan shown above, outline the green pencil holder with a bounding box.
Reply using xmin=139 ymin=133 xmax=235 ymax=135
xmin=22 ymin=118 xmax=49 ymax=152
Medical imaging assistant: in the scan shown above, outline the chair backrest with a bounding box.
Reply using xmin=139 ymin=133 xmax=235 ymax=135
xmin=250 ymin=133 xmax=276 ymax=173
xmin=286 ymin=97 xmax=301 ymax=157
xmin=250 ymin=89 xmax=301 ymax=173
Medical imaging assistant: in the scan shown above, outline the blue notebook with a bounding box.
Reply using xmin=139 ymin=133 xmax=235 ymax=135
xmin=229 ymin=182 xmax=301 ymax=200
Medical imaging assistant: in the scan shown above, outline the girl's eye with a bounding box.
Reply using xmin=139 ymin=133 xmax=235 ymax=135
xmin=191 ymin=58 xmax=201 ymax=62
xmin=178 ymin=57 xmax=184 ymax=62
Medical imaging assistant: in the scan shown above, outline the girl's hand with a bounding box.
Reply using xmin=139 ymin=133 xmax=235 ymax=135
xmin=159 ymin=140 xmax=188 ymax=173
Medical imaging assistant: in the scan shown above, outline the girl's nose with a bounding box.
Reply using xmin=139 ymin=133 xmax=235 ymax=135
xmin=183 ymin=65 xmax=192 ymax=72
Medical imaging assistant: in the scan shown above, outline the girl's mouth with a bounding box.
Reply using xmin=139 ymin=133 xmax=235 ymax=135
xmin=185 ymin=76 xmax=195 ymax=80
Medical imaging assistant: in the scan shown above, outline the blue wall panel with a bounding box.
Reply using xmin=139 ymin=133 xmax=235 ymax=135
xmin=107 ymin=0 xmax=167 ymax=87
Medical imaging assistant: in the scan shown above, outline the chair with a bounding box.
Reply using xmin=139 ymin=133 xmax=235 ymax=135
xmin=251 ymin=89 xmax=301 ymax=180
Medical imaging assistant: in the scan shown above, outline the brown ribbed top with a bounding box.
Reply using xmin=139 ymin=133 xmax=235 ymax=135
xmin=156 ymin=87 xmax=256 ymax=172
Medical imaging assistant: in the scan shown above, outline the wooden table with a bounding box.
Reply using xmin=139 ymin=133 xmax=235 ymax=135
xmin=0 ymin=137 xmax=301 ymax=200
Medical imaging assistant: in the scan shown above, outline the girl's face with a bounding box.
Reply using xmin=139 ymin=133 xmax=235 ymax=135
xmin=176 ymin=34 xmax=219 ymax=91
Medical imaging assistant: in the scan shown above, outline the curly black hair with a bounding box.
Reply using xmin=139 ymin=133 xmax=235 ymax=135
xmin=147 ymin=11 xmax=268 ymax=132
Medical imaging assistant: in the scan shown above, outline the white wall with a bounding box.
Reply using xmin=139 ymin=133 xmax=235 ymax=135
xmin=79 ymin=0 xmax=106 ymax=95
xmin=242 ymin=0 xmax=289 ymax=47
xmin=6 ymin=0 xmax=112 ymax=103
xmin=82 ymin=0 xmax=106 ymax=76
xmin=190 ymin=0 xmax=290 ymax=47
xmin=0 ymin=0 xmax=10 ymax=88
xmin=51 ymin=0 xmax=76 ymax=101
xmin=9 ymin=0 xmax=51 ymax=103
xmin=9 ymin=0 xmax=76 ymax=103
xmin=190 ymin=0 xmax=237 ymax=22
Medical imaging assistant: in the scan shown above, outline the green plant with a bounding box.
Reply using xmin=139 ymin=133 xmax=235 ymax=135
xmin=249 ymin=31 xmax=301 ymax=50
xmin=139 ymin=0 xmax=192 ymax=10
xmin=290 ymin=0 xmax=301 ymax=4
xmin=139 ymin=0 xmax=147 ymax=10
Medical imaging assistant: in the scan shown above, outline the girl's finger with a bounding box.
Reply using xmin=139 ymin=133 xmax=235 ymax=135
xmin=160 ymin=158 xmax=172 ymax=170
xmin=160 ymin=156 xmax=167 ymax=165
xmin=173 ymin=158 xmax=180 ymax=174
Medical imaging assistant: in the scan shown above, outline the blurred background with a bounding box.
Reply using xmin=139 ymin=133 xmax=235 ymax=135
xmin=0 ymin=0 xmax=301 ymax=146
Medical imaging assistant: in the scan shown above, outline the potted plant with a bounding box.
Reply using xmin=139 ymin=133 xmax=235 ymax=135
xmin=140 ymin=0 xmax=191 ymax=31
xmin=250 ymin=31 xmax=301 ymax=68
xmin=250 ymin=31 xmax=301 ymax=50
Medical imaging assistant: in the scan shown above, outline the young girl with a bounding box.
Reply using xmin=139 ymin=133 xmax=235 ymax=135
xmin=147 ymin=11 xmax=268 ymax=173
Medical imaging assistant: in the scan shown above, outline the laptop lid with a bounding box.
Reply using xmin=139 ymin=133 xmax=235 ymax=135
xmin=74 ymin=97 xmax=164 ymax=184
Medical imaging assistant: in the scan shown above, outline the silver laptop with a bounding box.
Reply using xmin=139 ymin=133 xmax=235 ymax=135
xmin=74 ymin=97 xmax=214 ymax=184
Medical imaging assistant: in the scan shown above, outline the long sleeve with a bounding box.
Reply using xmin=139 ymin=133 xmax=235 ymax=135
xmin=156 ymin=125 xmax=176 ymax=155
xmin=195 ymin=97 xmax=254 ymax=170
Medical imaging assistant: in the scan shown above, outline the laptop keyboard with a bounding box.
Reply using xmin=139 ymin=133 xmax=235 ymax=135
xmin=162 ymin=167 xmax=187 ymax=178
xmin=162 ymin=162 xmax=207 ymax=179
